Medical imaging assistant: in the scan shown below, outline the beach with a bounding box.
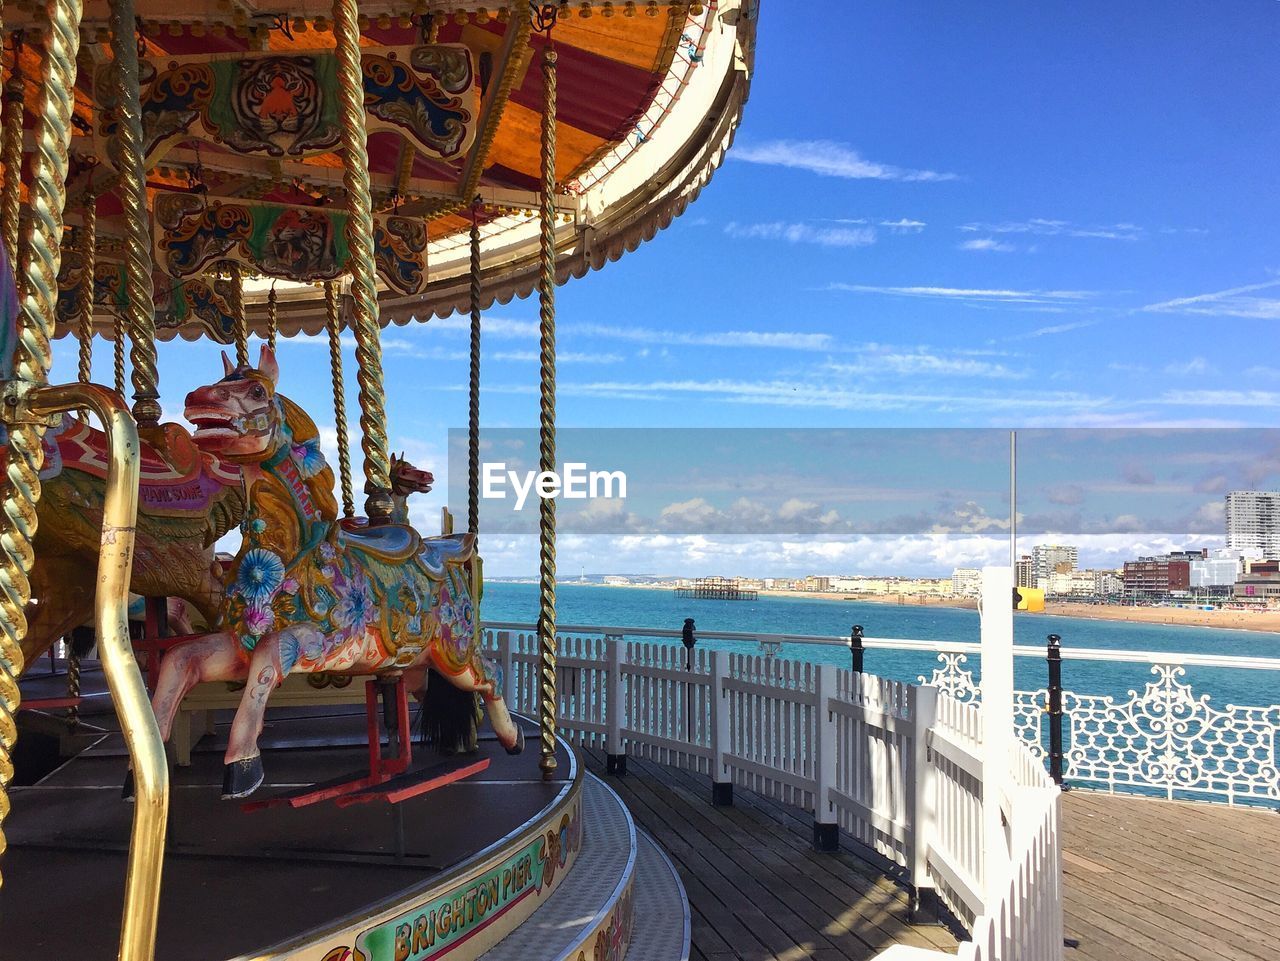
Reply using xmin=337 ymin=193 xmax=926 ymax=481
xmin=582 ymin=582 xmax=1280 ymax=634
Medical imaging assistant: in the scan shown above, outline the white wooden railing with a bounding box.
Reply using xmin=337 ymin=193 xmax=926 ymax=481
xmin=480 ymin=571 xmax=1065 ymax=961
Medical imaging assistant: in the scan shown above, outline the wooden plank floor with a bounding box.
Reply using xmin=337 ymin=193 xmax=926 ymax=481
xmin=583 ymin=750 xmax=1280 ymax=961
xmin=1062 ymin=790 xmax=1280 ymax=961
xmin=582 ymin=748 xmax=958 ymax=961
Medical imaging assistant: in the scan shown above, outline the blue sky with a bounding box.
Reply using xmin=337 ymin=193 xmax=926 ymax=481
xmin=52 ymin=1 xmax=1280 ymax=575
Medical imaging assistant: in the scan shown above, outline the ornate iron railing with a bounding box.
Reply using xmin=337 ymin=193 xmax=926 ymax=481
xmin=484 ymin=620 xmax=1280 ymax=807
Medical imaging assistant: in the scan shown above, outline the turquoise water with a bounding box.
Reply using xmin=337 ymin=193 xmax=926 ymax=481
xmin=481 ymin=582 xmax=1280 ymax=710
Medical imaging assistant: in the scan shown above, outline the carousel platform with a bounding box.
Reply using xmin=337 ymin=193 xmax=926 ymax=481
xmin=7 ymin=663 xmax=689 ymax=961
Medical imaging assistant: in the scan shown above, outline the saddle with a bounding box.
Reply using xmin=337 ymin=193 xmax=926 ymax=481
xmin=338 ymin=521 xmax=475 ymax=574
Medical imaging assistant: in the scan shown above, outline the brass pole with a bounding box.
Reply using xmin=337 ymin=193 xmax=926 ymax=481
xmin=0 ymin=0 xmax=83 ymax=887
xmin=24 ymin=382 xmax=163 ymax=961
xmin=325 ymin=281 xmax=354 ymax=518
xmin=536 ymin=41 xmax=558 ymax=779
xmin=112 ymin=308 xmax=125 ymax=395
xmin=109 ymin=0 xmax=159 ymax=427
xmin=75 ymin=187 xmax=95 ymax=385
xmin=265 ymin=282 xmax=278 ymax=350
xmin=1 ymin=36 xmax=23 ymax=258
xmin=333 ymin=0 xmax=392 ymax=523
xmin=467 ymin=204 xmax=481 ymax=539
xmin=228 ymin=262 xmax=247 ymax=367
xmin=68 ymin=186 xmax=97 ymax=721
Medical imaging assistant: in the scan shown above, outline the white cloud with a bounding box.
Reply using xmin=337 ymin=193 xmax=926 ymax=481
xmin=571 ymin=323 xmax=835 ymax=352
xmin=492 ymin=350 xmax=625 ymax=364
xmin=1162 ymin=357 xmax=1216 ymax=376
xmin=731 ymin=139 xmax=958 ymax=182
xmin=1157 ymin=389 xmax=1280 ymax=407
xmin=959 ymin=218 xmax=1142 ymax=241
xmin=724 ymin=221 xmax=876 ymax=248
xmin=1138 ymin=279 xmax=1280 ymax=320
xmin=958 ymin=237 xmax=1015 ymax=253
xmin=1017 ymin=320 xmax=1099 ymax=338
xmin=879 ymin=218 xmax=926 ymax=233
xmin=824 ymin=351 xmax=1024 ymax=380
xmin=828 ymin=284 xmax=1095 ymax=305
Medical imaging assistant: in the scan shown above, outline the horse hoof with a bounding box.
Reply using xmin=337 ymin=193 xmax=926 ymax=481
xmin=506 ymin=726 xmax=525 ymax=756
xmin=222 ymin=755 xmax=265 ymax=799
xmin=122 ymin=769 xmax=134 ymax=802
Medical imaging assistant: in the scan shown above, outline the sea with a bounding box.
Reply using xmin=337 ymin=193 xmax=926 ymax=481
xmin=481 ymin=582 xmax=1280 ymax=710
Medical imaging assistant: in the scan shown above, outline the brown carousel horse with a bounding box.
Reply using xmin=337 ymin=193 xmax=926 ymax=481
xmin=0 ymin=238 xmax=243 ymax=671
xmin=146 ymin=345 xmax=523 ymax=798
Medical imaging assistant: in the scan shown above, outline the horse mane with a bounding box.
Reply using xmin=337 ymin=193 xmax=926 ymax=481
xmin=276 ymin=391 xmax=339 ymax=523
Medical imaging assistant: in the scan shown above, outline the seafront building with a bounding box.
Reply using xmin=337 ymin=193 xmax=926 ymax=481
xmin=1226 ymin=490 xmax=1280 ymax=558
xmin=1031 ymin=544 xmax=1078 ymax=589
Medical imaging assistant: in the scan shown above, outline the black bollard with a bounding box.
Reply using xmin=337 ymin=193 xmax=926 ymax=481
xmin=849 ymin=625 xmax=864 ymax=674
xmin=1047 ymin=634 xmax=1066 ymax=786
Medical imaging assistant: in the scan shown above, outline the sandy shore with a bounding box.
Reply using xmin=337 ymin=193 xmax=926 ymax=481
xmin=1032 ymin=601 xmax=1280 ymax=634
xmin=588 ymin=582 xmax=1280 ymax=634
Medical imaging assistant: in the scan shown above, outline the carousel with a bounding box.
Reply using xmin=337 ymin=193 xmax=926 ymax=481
xmin=0 ymin=1 xmax=755 ymax=959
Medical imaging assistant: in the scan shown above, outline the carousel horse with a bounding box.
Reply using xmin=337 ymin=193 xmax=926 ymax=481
xmin=147 ymin=345 xmax=523 ymax=798
xmin=0 ymin=238 xmax=244 ymax=670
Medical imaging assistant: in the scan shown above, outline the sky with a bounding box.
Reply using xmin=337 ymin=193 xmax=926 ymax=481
xmin=50 ymin=1 xmax=1280 ymax=577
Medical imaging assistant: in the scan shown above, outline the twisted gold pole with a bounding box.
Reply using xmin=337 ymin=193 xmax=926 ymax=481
xmin=1 ymin=37 xmax=24 ymax=258
xmin=112 ymin=309 xmax=125 ymax=395
xmin=325 ymin=282 xmax=354 ymax=518
xmin=467 ymin=205 xmax=481 ymax=540
xmin=265 ymin=282 xmax=278 ymax=350
xmin=109 ymin=0 xmax=159 ymax=426
xmin=228 ymin=263 xmax=247 ymax=367
xmin=333 ymin=0 xmax=392 ymax=523
xmin=536 ymin=44 xmax=558 ymax=779
xmin=1 ymin=0 xmax=83 ymax=886
xmin=76 ymin=189 xmax=95 ymax=385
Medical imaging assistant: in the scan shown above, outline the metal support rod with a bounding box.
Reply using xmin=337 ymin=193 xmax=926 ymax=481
xmin=27 ymin=381 xmax=164 ymax=961
xmin=112 ymin=310 xmax=125 ymax=395
xmin=109 ymin=0 xmax=159 ymax=427
xmin=536 ymin=39 xmax=558 ymax=780
xmin=0 ymin=40 xmax=22 ymax=258
xmin=75 ymin=190 xmax=95 ymax=385
xmin=0 ymin=0 xmax=83 ymax=891
xmin=849 ymin=624 xmax=864 ymax=673
xmin=228 ymin=262 xmax=247 ymax=367
xmin=467 ymin=204 xmax=481 ymax=539
xmin=1047 ymin=633 xmax=1065 ymax=786
xmin=265 ymin=283 xmax=278 ymax=350
xmin=333 ymin=0 xmax=392 ymax=523
xmin=325 ymin=282 xmax=354 ymax=518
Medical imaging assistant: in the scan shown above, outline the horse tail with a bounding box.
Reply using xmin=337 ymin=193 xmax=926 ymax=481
xmin=420 ymin=668 xmax=480 ymax=755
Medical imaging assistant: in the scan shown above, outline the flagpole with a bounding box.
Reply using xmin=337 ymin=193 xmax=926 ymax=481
xmin=1010 ymin=429 xmax=1017 ymax=571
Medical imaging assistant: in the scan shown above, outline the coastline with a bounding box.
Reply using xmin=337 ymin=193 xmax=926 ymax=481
xmin=576 ymin=582 xmax=1280 ymax=634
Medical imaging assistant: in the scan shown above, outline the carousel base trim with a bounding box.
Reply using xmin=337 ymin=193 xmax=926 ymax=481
xmin=477 ymin=775 xmax=638 ymax=961
xmin=231 ymin=731 xmax=583 ymax=961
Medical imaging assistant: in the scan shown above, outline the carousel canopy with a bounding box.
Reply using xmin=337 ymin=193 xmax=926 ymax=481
xmin=0 ymin=0 xmax=756 ymax=343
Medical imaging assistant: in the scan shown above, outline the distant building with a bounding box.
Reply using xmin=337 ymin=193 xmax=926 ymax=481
xmin=1124 ymin=553 xmax=1192 ymax=599
xmin=602 ymin=576 xmax=630 ymax=586
xmin=804 ymin=575 xmax=832 ymax=592
xmin=1015 ymin=555 xmax=1034 ymax=589
xmin=1189 ymin=549 xmax=1241 ymax=594
xmin=951 ymin=568 xmax=982 ymax=597
xmin=1226 ymin=491 xmax=1280 ymax=559
xmin=1032 ymin=544 xmax=1078 ymax=589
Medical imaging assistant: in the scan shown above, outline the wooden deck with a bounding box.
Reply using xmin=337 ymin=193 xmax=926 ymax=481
xmin=582 ymin=748 xmax=959 ymax=960
xmin=1062 ymin=790 xmax=1280 ymax=961
xmin=584 ymin=749 xmax=1280 ymax=961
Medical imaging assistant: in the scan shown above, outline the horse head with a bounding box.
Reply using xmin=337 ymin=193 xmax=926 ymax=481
xmin=186 ymin=345 xmax=284 ymax=462
xmin=390 ymin=452 xmax=434 ymax=496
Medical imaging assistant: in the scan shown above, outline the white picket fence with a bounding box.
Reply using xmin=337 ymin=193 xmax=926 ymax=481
xmin=481 ymin=617 xmax=1063 ymax=961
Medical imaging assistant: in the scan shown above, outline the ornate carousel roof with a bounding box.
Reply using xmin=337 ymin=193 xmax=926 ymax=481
xmin=0 ymin=0 xmax=756 ymax=343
